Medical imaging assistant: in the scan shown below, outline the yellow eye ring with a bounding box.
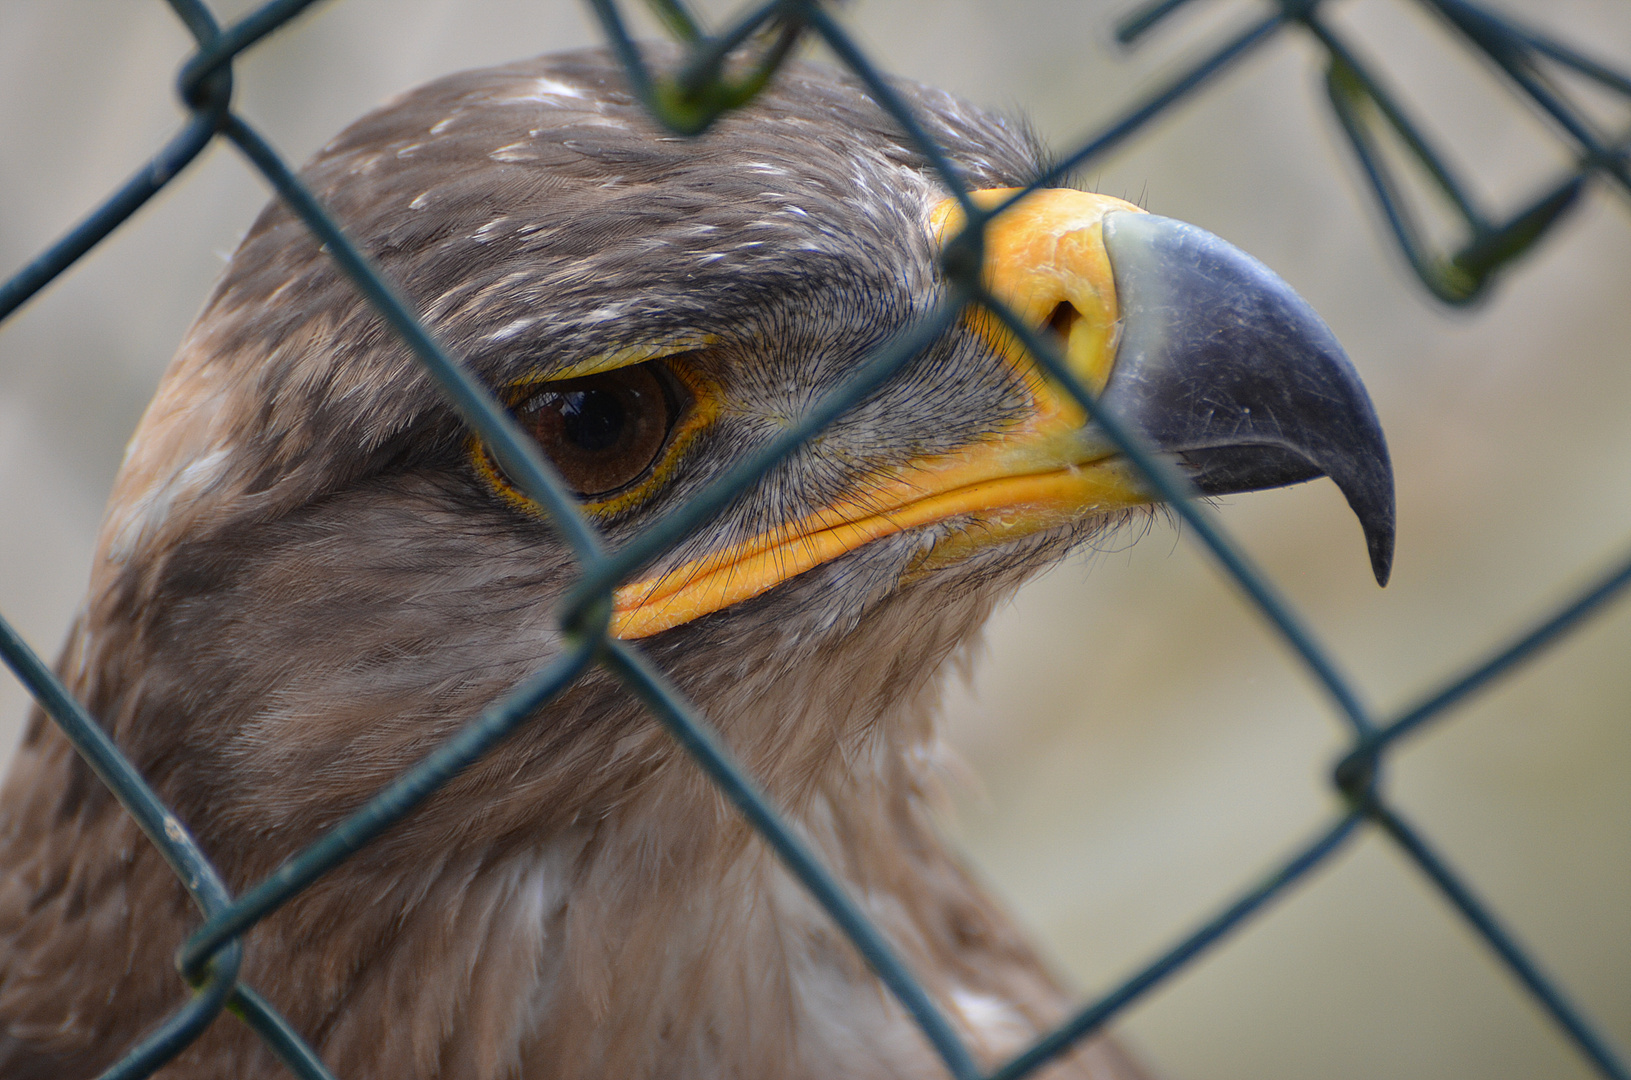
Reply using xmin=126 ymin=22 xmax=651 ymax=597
xmin=471 ymin=354 xmax=720 ymax=518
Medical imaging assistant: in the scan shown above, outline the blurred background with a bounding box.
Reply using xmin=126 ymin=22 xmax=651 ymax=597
xmin=1 ymin=2 xmax=1628 ymax=1078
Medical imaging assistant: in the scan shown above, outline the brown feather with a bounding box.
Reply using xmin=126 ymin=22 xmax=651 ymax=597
xmin=0 ymin=47 xmax=1152 ymax=1080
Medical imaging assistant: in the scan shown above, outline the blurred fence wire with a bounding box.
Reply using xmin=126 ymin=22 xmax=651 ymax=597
xmin=1 ymin=1 xmax=1629 ymax=1078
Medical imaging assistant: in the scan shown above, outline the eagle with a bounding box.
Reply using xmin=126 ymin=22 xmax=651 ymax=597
xmin=0 ymin=46 xmax=1392 ymax=1080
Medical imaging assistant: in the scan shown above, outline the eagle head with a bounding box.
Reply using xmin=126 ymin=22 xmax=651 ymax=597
xmin=0 ymin=46 xmax=1390 ymax=1080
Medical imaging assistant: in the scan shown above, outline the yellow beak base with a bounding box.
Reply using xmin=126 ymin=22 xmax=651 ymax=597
xmin=610 ymin=189 xmax=1152 ymax=640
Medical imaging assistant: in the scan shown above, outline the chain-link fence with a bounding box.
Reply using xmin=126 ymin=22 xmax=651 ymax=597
xmin=0 ymin=1 xmax=1628 ymax=1078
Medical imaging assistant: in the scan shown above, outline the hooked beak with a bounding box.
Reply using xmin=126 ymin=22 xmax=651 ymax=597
xmin=1098 ymin=209 xmax=1394 ymax=585
xmin=610 ymin=189 xmax=1394 ymax=639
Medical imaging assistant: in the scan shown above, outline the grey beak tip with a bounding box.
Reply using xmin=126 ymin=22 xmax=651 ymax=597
xmin=1100 ymin=210 xmax=1396 ymax=588
xmin=1365 ymin=501 xmax=1396 ymax=587
xmin=1372 ymin=539 xmax=1394 ymax=588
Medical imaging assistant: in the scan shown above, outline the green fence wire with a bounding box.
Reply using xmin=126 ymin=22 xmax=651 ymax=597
xmin=0 ymin=0 xmax=1628 ymax=1077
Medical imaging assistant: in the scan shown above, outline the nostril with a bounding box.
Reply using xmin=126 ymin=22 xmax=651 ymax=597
xmin=1047 ymin=302 xmax=1080 ymax=350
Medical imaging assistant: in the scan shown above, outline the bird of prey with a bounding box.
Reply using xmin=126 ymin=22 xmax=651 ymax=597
xmin=0 ymin=46 xmax=1391 ymax=1080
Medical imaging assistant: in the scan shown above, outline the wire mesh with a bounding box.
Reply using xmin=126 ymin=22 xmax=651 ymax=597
xmin=0 ymin=1 xmax=1628 ymax=1078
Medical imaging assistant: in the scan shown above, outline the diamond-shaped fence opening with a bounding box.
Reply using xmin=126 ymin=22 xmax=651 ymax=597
xmin=0 ymin=2 xmax=1628 ymax=1078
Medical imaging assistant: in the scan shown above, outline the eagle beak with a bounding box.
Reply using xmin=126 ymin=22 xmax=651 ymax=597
xmin=1099 ymin=209 xmax=1396 ymax=586
xmin=610 ymin=189 xmax=1394 ymax=639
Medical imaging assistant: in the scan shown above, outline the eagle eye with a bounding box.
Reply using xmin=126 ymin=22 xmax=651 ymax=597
xmin=511 ymin=365 xmax=683 ymax=499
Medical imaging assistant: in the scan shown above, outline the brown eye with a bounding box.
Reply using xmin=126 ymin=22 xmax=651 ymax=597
xmin=512 ymin=365 xmax=681 ymax=498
